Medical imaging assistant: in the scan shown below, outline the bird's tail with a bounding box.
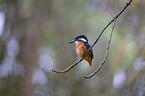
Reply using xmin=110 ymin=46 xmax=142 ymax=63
xmin=85 ymin=58 xmax=92 ymax=66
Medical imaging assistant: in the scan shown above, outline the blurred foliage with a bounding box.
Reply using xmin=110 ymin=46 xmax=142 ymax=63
xmin=0 ymin=0 xmax=145 ymax=96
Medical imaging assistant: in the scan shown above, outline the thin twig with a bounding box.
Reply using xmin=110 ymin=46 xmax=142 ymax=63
xmin=52 ymin=0 xmax=132 ymax=74
xmin=52 ymin=58 xmax=83 ymax=73
xmin=84 ymin=18 xmax=117 ymax=78
xmin=90 ymin=0 xmax=132 ymax=50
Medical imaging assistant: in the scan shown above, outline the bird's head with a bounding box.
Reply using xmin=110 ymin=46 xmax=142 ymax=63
xmin=68 ymin=35 xmax=88 ymax=44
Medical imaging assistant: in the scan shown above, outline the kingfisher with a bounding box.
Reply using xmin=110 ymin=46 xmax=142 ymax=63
xmin=68 ymin=35 xmax=93 ymax=66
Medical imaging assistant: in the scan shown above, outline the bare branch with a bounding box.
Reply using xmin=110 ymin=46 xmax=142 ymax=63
xmin=52 ymin=59 xmax=83 ymax=73
xmin=84 ymin=18 xmax=116 ymax=78
xmin=52 ymin=0 xmax=133 ymax=75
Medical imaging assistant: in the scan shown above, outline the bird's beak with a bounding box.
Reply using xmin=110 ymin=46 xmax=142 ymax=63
xmin=68 ymin=40 xmax=75 ymax=44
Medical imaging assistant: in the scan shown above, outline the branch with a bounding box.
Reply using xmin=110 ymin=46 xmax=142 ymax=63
xmin=52 ymin=58 xmax=83 ymax=73
xmin=52 ymin=0 xmax=133 ymax=74
xmin=89 ymin=0 xmax=132 ymax=50
xmin=84 ymin=18 xmax=116 ymax=78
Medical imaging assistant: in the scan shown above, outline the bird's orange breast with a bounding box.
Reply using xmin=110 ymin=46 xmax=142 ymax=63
xmin=76 ymin=41 xmax=92 ymax=66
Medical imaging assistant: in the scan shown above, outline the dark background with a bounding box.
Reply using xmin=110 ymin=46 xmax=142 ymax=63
xmin=0 ymin=0 xmax=144 ymax=96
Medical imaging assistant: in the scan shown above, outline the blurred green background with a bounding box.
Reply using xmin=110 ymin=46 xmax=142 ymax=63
xmin=0 ymin=0 xmax=145 ymax=96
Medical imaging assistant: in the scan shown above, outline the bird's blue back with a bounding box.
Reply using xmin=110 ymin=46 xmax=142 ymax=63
xmin=84 ymin=43 xmax=93 ymax=59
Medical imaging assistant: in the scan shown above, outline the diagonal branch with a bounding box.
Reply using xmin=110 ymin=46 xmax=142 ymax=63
xmin=52 ymin=57 xmax=84 ymax=73
xmin=84 ymin=18 xmax=117 ymax=78
xmin=89 ymin=0 xmax=132 ymax=50
xmin=52 ymin=0 xmax=133 ymax=74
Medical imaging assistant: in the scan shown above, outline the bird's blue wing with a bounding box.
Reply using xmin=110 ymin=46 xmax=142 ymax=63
xmin=84 ymin=43 xmax=93 ymax=58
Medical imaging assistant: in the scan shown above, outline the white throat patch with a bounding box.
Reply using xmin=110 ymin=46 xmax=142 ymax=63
xmin=75 ymin=41 xmax=78 ymax=43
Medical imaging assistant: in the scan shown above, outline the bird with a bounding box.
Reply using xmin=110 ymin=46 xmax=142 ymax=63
xmin=68 ymin=35 xmax=93 ymax=66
